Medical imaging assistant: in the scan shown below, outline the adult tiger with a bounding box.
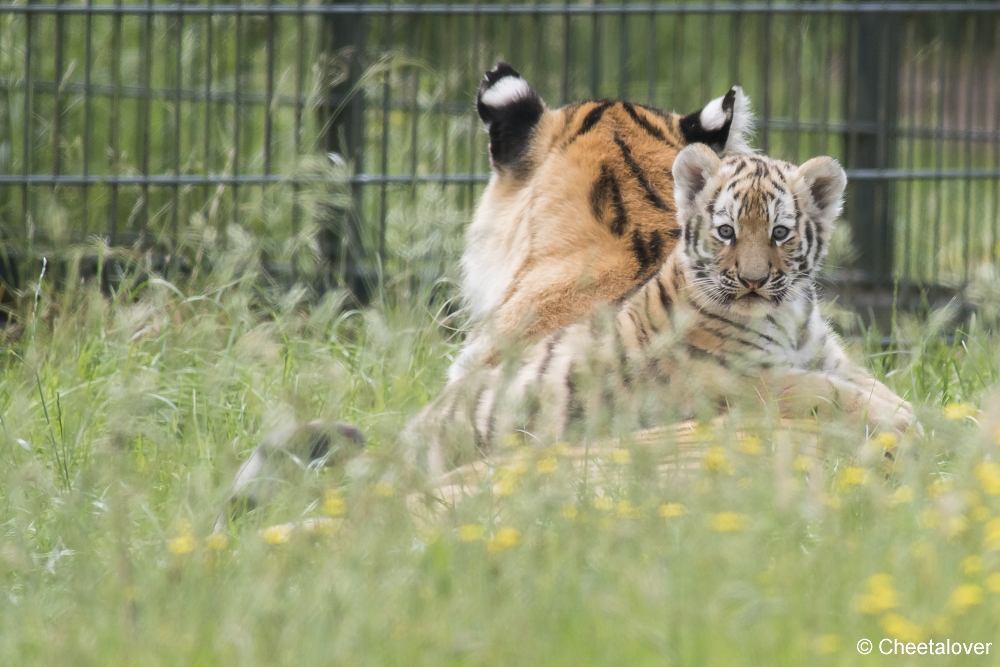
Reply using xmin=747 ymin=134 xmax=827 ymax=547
xmin=408 ymin=146 xmax=920 ymax=478
xmin=450 ymin=63 xmax=754 ymax=382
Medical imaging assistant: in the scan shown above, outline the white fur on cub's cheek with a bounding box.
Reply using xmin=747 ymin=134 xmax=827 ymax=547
xmin=699 ymin=96 xmax=729 ymax=131
xmin=480 ymin=76 xmax=532 ymax=108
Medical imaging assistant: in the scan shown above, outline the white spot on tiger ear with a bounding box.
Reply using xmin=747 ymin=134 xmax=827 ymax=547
xmin=480 ymin=76 xmax=532 ymax=108
xmin=699 ymin=96 xmax=729 ymax=131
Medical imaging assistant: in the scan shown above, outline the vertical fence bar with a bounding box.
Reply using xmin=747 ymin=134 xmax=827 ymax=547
xmin=760 ymin=0 xmax=773 ymax=153
xmin=560 ymin=0 xmax=569 ymax=104
xmin=902 ymin=17 xmax=918 ymax=282
xmin=172 ymin=9 xmax=184 ymax=253
xmin=263 ymin=0 xmax=275 ymax=179
xmin=204 ymin=0 xmax=213 ymax=195
xmin=845 ymin=8 xmax=899 ymax=282
xmin=589 ymin=0 xmax=600 ymax=98
xmin=232 ymin=0 xmax=243 ymax=231
xmin=961 ymin=15 xmax=975 ymax=283
xmin=618 ymin=0 xmax=627 ymax=100
xmin=82 ymin=0 xmax=93 ymax=236
xmin=21 ymin=1 xmax=33 ymax=242
xmin=788 ymin=3 xmax=803 ymax=162
xmin=290 ymin=0 xmax=305 ymax=278
xmin=465 ymin=0 xmax=480 ymax=211
xmin=379 ymin=0 xmax=392 ymax=262
xmin=53 ymin=0 xmax=64 ymax=197
xmin=932 ymin=20 xmax=948 ymax=284
xmin=108 ymin=0 xmax=121 ymax=246
xmin=646 ymin=3 xmax=655 ymax=104
xmin=140 ymin=0 xmax=153 ymax=246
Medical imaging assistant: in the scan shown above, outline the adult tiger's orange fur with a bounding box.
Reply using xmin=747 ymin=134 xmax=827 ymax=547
xmin=409 ymin=147 xmax=921 ymax=478
xmin=453 ymin=63 xmax=754 ymax=382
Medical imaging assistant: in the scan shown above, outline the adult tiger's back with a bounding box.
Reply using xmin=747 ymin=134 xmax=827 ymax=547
xmin=455 ymin=63 xmax=754 ymax=380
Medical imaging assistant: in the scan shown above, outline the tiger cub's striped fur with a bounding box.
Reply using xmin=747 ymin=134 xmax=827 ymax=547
xmin=409 ymin=145 xmax=919 ymax=477
xmin=452 ymin=63 xmax=754 ymax=382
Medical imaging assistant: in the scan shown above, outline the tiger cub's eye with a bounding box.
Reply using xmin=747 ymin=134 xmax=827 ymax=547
xmin=772 ymin=226 xmax=791 ymax=241
xmin=716 ymin=224 xmax=735 ymax=240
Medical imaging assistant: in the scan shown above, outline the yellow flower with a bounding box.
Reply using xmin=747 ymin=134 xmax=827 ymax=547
xmin=793 ymin=456 xmax=812 ymax=473
xmin=710 ymin=512 xmax=746 ymax=532
xmin=737 ymin=436 xmax=763 ymax=456
xmin=593 ymin=496 xmax=613 ymax=511
xmin=812 ymin=634 xmax=839 ymax=655
xmin=536 ymin=456 xmax=558 ymax=474
xmin=616 ymin=500 xmax=640 ymax=518
xmin=658 ymin=503 xmax=687 ymax=518
xmin=962 ymin=555 xmax=983 ymax=575
xmin=458 ymin=524 xmax=484 ymax=542
xmin=985 ymin=572 xmax=1000 ymax=593
xmin=873 ymin=432 xmax=899 ymax=450
xmin=823 ymin=493 xmax=842 ymax=510
xmin=943 ymin=402 xmax=977 ymax=420
xmin=493 ymin=478 xmax=518 ymax=496
xmin=891 ymin=486 xmax=914 ymax=505
xmin=946 ymin=515 xmax=969 ymax=538
xmin=836 ymin=466 xmax=866 ymax=490
xmin=985 ymin=518 xmax=1000 ymax=550
xmin=703 ymin=447 xmax=734 ymax=474
xmin=612 ymin=449 xmax=631 ymax=464
xmin=205 ymin=532 xmax=229 ymax=551
xmin=880 ymin=613 xmax=924 ymax=643
xmin=971 ymin=505 xmax=990 ymax=522
xmin=975 ymin=462 xmax=1000 ymax=495
xmin=561 ymin=504 xmax=578 ymax=520
xmin=918 ymin=508 xmax=940 ymax=529
xmin=504 ymin=460 xmax=528 ymax=476
xmin=168 ymin=533 xmax=196 ymax=556
xmin=855 ymin=574 xmax=899 ymax=614
xmin=948 ymin=584 xmax=983 ymax=614
xmin=323 ymin=489 xmax=346 ymax=516
xmin=502 ymin=433 xmax=522 ymax=448
xmin=928 ymin=478 xmax=952 ymax=498
xmin=374 ymin=482 xmax=395 ymax=497
xmin=486 ymin=527 xmax=521 ymax=553
xmin=261 ymin=523 xmax=294 ymax=545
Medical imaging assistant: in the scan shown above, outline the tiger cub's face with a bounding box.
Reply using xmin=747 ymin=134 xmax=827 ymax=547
xmin=671 ymin=145 xmax=847 ymax=316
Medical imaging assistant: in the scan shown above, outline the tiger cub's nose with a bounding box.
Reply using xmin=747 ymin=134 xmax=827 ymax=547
xmin=738 ymin=274 xmax=769 ymax=290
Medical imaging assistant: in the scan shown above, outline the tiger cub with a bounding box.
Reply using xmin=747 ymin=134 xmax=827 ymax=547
xmin=409 ymin=145 xmax=919 ymax=477
xmin=452 ymin=64 xmax=754 ymax=382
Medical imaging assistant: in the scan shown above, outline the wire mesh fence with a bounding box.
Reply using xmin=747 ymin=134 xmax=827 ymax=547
xmin=1 ymin=0 xmax=999 ymax=296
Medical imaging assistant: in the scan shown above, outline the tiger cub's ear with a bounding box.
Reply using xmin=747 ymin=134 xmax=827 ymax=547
xmin=672 ymin=143 xmax=722 ymax=211
xmin=795 ymin=157 xmax=847 ymax=232
xmin=679 ymin=85 xmax=754 ymax=155
xmin=477 ymin=63 xmax=546 ymax=173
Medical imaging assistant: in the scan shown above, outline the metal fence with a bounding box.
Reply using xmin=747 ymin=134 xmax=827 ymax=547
xmin=1 ymin=1 xmax=999 ymax=297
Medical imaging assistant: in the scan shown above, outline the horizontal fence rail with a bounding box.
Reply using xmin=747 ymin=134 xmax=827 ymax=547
xmin=0 ymin=0 xmax=998 ymax=293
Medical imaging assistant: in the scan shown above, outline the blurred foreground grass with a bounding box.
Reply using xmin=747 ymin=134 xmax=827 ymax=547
xmin=2 ymin=240 xmax=1000 ymax=665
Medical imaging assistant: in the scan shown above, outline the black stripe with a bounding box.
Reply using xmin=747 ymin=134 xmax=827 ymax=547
xmin=686 ymin=343 xmax=729 ymax=368
xmin=614 ymin=326 xmax=633 ymax=389
xmin=573 ymin=101 xmax=613 ymax=139
xmin=591 ymin=164 xmax=628 ymax=237
xmin=565 ymin=363 xmax=585 ymax=425
xmin=613 ymin=132 xmax=670 ymax=211
xmin=656 ymin=276 xmax=673 ymax=310
xmin=470 ymin=385 xmax=488 ymax=451
xmin=632 ymin=229 xmax=652 ymax=275
xmin=622 ymin=102 xmax=666 ymax=142
xmin=692 ymin=303 xmax=780 ymax=346
xmin=536 ymin=330 xmax=566 ymax=381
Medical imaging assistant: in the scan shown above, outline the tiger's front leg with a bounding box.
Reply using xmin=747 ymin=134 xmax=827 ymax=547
xmin=760 ymin=367 xmax=919 ymax=437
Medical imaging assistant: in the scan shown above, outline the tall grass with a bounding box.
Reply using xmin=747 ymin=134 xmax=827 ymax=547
xmin=1 ymin=215 xmax=1000 ymax=662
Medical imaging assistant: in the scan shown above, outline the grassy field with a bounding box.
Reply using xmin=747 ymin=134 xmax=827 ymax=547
xmin=1 ymin=231 xmax=1000 ymax=665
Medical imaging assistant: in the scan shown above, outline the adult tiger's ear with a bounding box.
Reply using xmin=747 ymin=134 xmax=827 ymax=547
xmin=672 ymin=143 xmax=722 ymax=211
xmin=679 ymin=85 xmax=755 ymax=155
xmin=795 ymin=156 xmax=847 ymax=232
xmin=477 ymin=63 xmax=545 ymax=173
